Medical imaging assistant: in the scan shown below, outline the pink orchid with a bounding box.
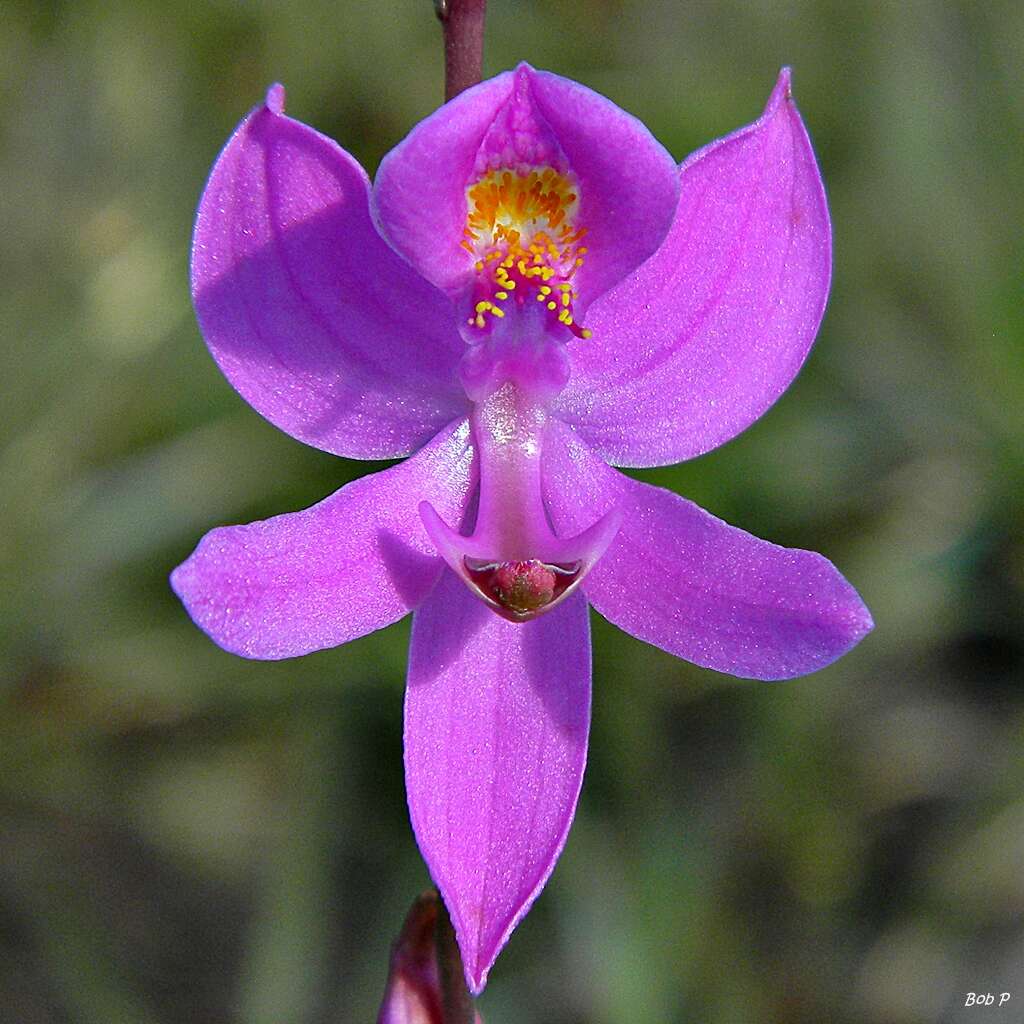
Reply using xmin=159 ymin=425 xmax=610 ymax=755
xmin=172 ymin=65 xmax=872 ymax=993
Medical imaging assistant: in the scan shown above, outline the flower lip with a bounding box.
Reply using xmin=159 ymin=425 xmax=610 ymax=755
xmin=371 ymin=62 xmax=680 ymax=314
xmin=371 ymin=70 xmax=516 ymax=296
xmin=461 ymin=166 xmax=592 ymax=341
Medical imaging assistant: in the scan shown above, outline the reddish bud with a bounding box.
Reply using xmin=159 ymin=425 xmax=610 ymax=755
xmin=378 ymin=892 xmax=483 ymax=1024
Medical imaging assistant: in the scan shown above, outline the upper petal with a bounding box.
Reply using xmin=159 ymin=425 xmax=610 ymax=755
xmin=525 ymin=66 xmax=680 ymax=309
xmin=543 ymin=422 xmax=872 ymax=680
xmin=192 ymin=86 xmax=468 ymax=460
xmin=373 ymin=65 xmax=679 ymax=312
xmin=404 ymin=570 xmax=591 ymax=993
xmin=372 ymin=71 xmax=515 ymax=297
xmin=555 ymin=68 xmax=832 ymax=467
xmin=171 ymin=419 xmax=474 ymax=659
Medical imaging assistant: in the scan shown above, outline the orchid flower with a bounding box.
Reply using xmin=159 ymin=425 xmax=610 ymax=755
xmin=172 ymin=65 xmax=872 ymax=994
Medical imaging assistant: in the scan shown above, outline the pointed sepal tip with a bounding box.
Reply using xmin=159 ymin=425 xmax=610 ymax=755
xmin=265 ymin=82 xmax=285 ymax=115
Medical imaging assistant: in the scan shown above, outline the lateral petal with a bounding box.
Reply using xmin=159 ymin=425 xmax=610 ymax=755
xmin=171 ymin=420 xmax=474 ymax=659
xmin=544 ymin=422 xmax=872 ymax=680
xmin=192 ymin=85 xmax=468 ymax=460
xmin=404 ymin=571 xmax=591 ymax=993
xmin=556 ymin=68 xmax=832 ymax=467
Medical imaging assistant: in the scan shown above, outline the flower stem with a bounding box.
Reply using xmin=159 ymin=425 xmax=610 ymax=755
xmin=435 ymin=891 xmax=476 ymax=1024
xmin=435 ymin=0 xmax=487 ymax=101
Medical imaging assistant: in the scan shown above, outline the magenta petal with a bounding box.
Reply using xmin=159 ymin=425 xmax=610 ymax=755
xmin=372 ymin=66 xmax=678 ymax=308
xmin=544 ymin=423 xmax=872 ymax=680
xmin=372 ymin=71 xmax=515 ymax=295
xmin=555 ymin=68 xmax=832 ymax=466
xmin=171 ymin=420 xmax=474 ymax=659
xmin=192 ymin=86 xmax=468 ymax=460
xmin=404 ymin=571 xmax=591 ymax=993
xmin=526 ymin=67 xmax=679 ymax=310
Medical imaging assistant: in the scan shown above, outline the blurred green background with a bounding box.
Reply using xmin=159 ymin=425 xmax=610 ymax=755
xmin=2 ymin=1 xmax=1022 ymax=1022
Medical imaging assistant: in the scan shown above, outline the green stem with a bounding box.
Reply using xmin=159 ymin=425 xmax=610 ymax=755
xmin=435 ymin=0 xmax=487 ymax=101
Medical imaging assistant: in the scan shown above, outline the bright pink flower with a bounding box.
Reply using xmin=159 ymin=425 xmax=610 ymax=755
xmin=173 ymin=65 xmax=872 ymax=993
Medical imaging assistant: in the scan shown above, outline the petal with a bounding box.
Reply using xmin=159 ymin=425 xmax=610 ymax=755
xmin=171 ymin=420 xmax=474 ymax=659
xmin=373 ymin=65 xmax=679 ymax=309
xmin=555 ymin=68 xmax=832 ymax=467
xmin=404 ymin=570 xmax=591 ymax=993
xmin=525 ymin=66 xmax=680 ymax=309
xmin=543 ymin=423 xmax=872 ymax=680
xmin=192 ymin=85 xmax=469 ymax=460
xmin=372 ymin=71 xmax=515 ymax=296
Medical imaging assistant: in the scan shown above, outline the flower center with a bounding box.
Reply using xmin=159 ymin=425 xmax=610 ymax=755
xmin=419 ymin=384 xmax=621 ymax=624
xmin=461 ymin=168 xmax=591 ymax=339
